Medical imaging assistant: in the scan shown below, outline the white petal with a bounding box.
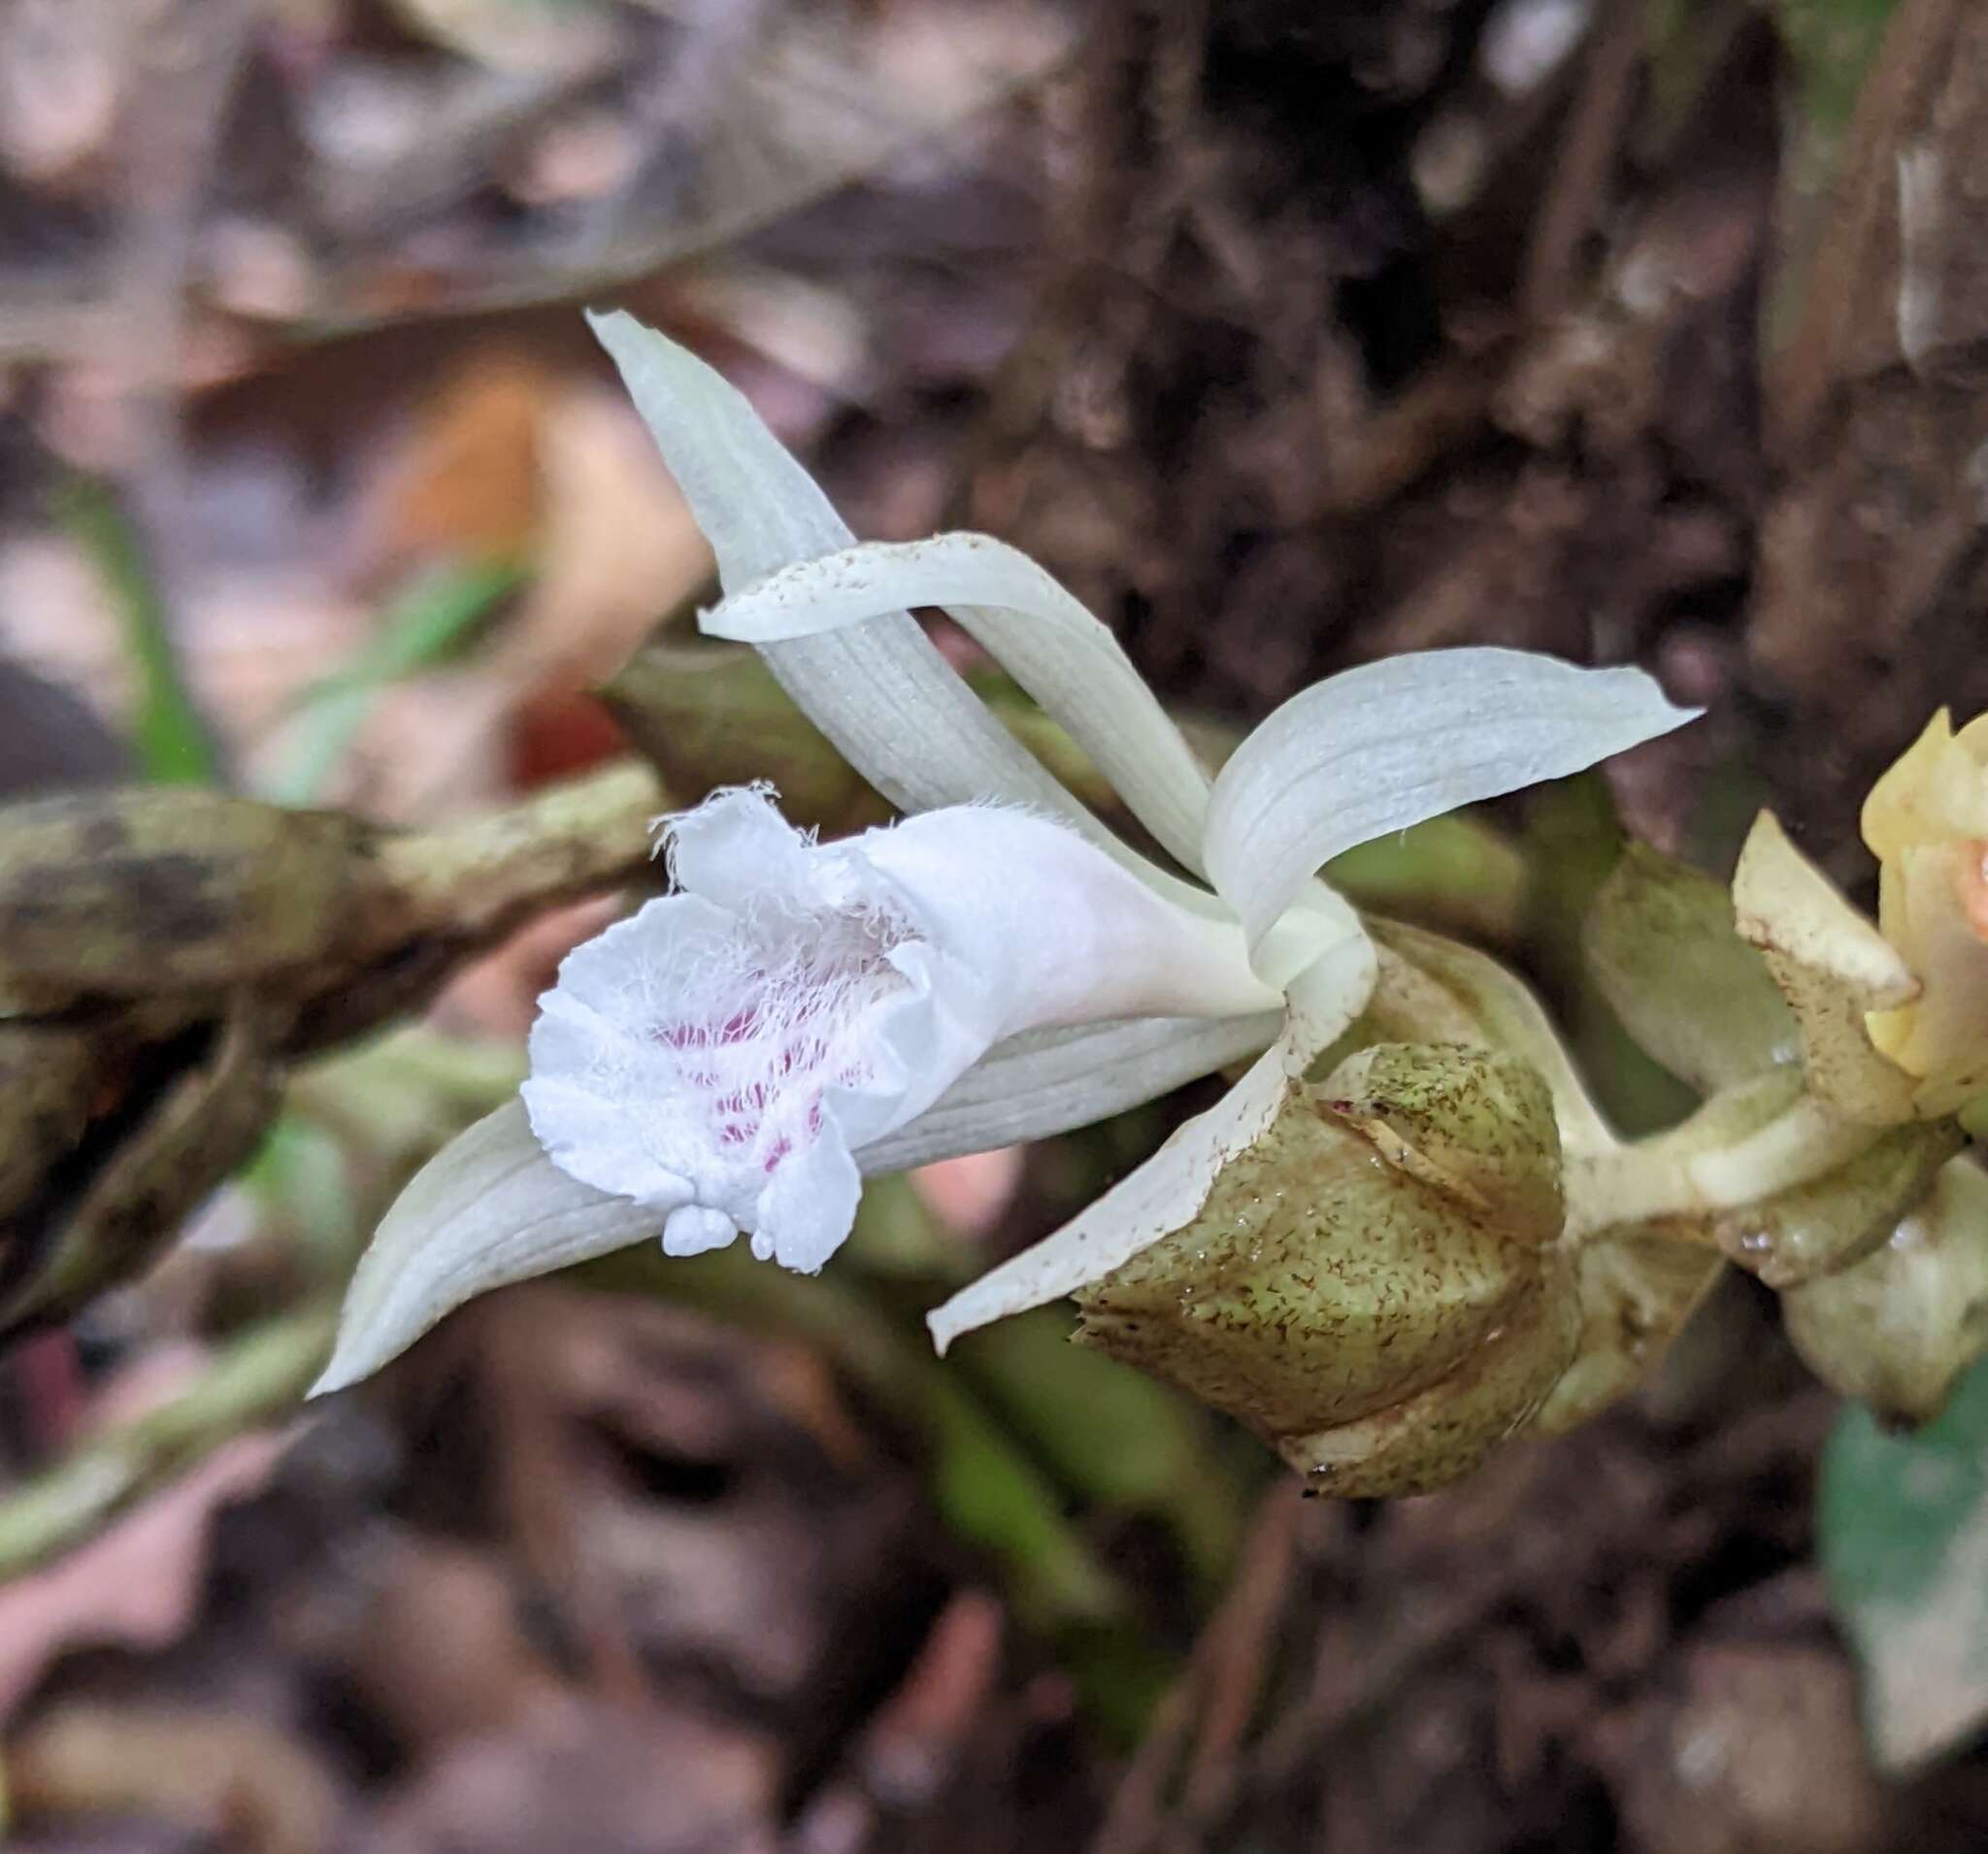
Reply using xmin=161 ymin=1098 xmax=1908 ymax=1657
xmin=524 ymin=789 xmax=1276 ymax=1278
xmin=521 ymin=814 xmax=945 ymax=1245
xmin=862 ymin=807 xmax=1279 ymax=1031
xmin=665 ymin=1203 xmax=738 ymax=1256
xmin=755 ymin=1123 xmax=862 ymax=1273
xmin=1205 ymin=648 xmax=1698 ymax=955
xmin=1279 ymin=912 xmax=1381 ymax=1071
xmin=925 ymin=1040 xmax=1294 ymax=1352
xmin=710 ymin=534 xmax=1214 ymax=876
xmin=312 ymin=1099 xmax=661 ymax=1395
xmin=665 ymin=783 xmax=817 ymax=906
xmin=589 ymin=310 xmax=1088 ymax=826
xmin=859 ymin=1010 xmax=1282 ymax=1174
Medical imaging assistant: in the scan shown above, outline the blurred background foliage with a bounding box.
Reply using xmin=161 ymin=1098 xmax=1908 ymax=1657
xmin=1 ymin=0 xmax=1987 ymax=1849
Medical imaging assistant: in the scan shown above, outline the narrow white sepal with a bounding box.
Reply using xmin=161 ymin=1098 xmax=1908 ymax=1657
xmin=311 ymin=1098 xmax=661 ymax=1396
xmin=1279 ymin=915 xmax=1381 ymax=1071
xmin=711 ymin=534 xmax=1214 ymax=876
xmin=859 ymin=1010 xmax=1282 ymax=1175
xmin=588 ymin=310 xmax=1092 ymax=829
xmin=1205 ymin=647 xmax=1698 ymax=955
xmin=925 ymin=1040 xmax=1294 ymax=1352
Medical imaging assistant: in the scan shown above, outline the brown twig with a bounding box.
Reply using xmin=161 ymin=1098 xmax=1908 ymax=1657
xmin=1090 ymin=1490 xmax=1304 ymax=1854
xmin=1519 ymin=0 xmax=1645 ymax=323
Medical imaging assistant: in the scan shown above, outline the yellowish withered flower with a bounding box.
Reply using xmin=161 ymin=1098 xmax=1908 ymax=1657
xmin=1861 ymin=711 xmax=1988 ymax=1107
xmin=1732 ymin=704 xmax=1988 ymax=1126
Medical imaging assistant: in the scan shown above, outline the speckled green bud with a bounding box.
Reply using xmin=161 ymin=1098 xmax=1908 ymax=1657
xmin=1073 ymin=1042 xmax=1578 ymax=1498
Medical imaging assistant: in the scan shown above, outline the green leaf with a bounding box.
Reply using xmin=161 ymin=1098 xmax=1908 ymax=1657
xmin=1821 ymin=1348 xmax=1988 ymax=1770
xmin=55 ymin=479 xmax=219 ymax=786
xmin=1777 ymin=0 xmax=1907 ymax=143
xmin=268 ymin=556 xmax=524 ymax=803
xmin=947 ymin=1306 xmax=1256 ymax=1587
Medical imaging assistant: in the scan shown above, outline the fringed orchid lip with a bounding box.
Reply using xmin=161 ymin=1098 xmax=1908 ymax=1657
xmin=311 ymin=312 xmax=1697 ymax=1398
xmin=520 ymin=785 xmax=1281 ymax=1275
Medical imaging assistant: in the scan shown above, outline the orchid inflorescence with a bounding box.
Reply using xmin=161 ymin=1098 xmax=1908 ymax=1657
xmin=315 ymin=313 xmax=1988 ymax=1500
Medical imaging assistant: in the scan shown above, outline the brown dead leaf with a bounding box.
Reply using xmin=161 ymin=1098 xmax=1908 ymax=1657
xmin=1605 ymin=1640 xmax=1884 ymax=1854
xmin=334 ymin=360 xmax=708 ymax=817
xmin=343 ymin=1534 xmax=571 ymax=1754
xmin=493 ymin=378 xmax=712 ymax=685
xmin=361 ymin=1698 xmax=778 ymax=1854
xmin=361 ymin=351 xmax=555 ymax=574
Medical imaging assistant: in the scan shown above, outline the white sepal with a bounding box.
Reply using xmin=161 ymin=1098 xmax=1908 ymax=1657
xmin=312 ymin=1099 xmax=660 ymax=1396
xmin=710 ymin=533 xmax=1214 ymax=876
xmin=589 ymin=310 xmax=1078 ymax=825
xmin=1278 ymin=910 xmax=1381 ymax=1071
xmin=861 ymin=1010 xmax=1282 ymax=1174
xmin=1205 ymin=647 xmax=1697 ymax=957
xmin=925 ymin=1039 xmax=1294 ymax=1352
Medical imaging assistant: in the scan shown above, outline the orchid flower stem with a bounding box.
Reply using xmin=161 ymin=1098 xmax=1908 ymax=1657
xmin=1564 ymin=1087 xmax=1884 ymax=1243
xmin=0 ymin=1300 xmax=337 ymax=1580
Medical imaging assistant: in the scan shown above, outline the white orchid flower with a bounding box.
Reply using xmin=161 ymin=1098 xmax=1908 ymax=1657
xmin=311 ymin=312 xmax=1693 ymax=1395
xmin=520 ymin=786 xmax=1285 ymax=1274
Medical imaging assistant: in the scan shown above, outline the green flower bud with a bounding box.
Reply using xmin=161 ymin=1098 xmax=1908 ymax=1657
xmin=1364 ymin=918 xmax=1617 ymax=1159
xmin=1073 ymin=1043 xmax=1577 ymax=1497
xmin=1782 ymin=1157 xmax=1988 ymax=1425
xmin=1584 ymin=842 xmax=1796 ymax=1093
